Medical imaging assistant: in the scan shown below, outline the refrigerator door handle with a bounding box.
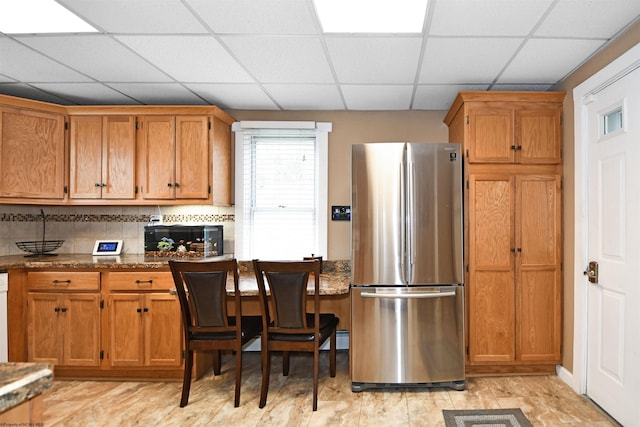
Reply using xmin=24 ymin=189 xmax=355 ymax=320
xmin=399 ymin=160 xmax=407 ymax=283
xmin=360 ymin=291 xmax=456 ymax=299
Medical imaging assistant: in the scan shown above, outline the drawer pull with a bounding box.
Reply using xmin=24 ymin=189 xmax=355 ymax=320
xmin=135 ymin=279 xmax=153 ymax=284
xmin=52 ymin=279 xmax=71 ymax=284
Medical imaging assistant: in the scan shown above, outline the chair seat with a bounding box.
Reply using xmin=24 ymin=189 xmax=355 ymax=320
xmin=190 ymin=315 xmax=262 ymax=341
xmin=270 ymin=313 xmax=339 ymax=342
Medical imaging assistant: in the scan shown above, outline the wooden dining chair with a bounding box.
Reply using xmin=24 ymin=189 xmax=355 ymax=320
xmin=252 ymin=259 xmax=339 ymax=411
xmin=169 ymin=258 xmax=262 ymax=408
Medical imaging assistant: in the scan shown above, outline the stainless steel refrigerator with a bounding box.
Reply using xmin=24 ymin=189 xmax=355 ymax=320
xmin=350 ymin=142 xmax=465 ymax=392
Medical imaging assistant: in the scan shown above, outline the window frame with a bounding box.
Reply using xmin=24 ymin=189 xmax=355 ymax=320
xmin=232 ymin=121 xmax=331 ymax=260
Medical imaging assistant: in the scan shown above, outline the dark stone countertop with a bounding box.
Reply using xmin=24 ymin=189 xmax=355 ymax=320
xmin=0 ymin=363 xmax=53 ymax=414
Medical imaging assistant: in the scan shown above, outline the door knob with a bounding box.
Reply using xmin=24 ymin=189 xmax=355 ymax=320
xmin=583 ymin=261 xmax=598 ymax=284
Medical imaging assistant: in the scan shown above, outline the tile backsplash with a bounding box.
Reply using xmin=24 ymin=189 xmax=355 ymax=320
xmin=0 ymin=205 xmax=235 ymax=257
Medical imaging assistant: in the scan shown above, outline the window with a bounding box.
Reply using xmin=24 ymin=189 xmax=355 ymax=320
xmin=232 ymin=121 xmax=331 ymax=260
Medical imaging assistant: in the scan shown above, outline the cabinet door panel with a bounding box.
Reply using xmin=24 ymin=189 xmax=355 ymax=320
xmin=64 ymin=294 xmax=101 ymax=366
xmin=517 ymin=270 xmax=561 ymax=361
xmin=0 ymin=108 xmax=65 ymax=199
xmin=108 ymin=294 xmax=144 ymax=367
xmin=27 ymin=293 xmax=62 ymax=364
xmin=468 ymin=271 xmax=515 ymax=362
xmin=468 ymin=105 xmax=514 ymax=163
xmin=102 ymin=116 xmax=136 ymax=199
xmin=145 ymin=294 xmax=182 ymax=367
xmin=70 ymin=116 xmax=103 ymax=199
xmin=211 ymin=115 xmax=232 ymax=205
xmin=175 ymin=116 xmax=209 ymax=200
xmin=516 ymin=108 xmax=561 ymax=164
xmin=139 ymin=116 xmax=175 ymax=199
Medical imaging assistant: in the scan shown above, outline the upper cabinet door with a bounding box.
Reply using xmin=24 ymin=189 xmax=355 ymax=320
xmin=70 ymin=116 xmax=103 ymax=199
xmin=175 ymin=116 xmax=209 ymax=200
xmin=138 ymin=115 xmax=176 ymax=200
xmin=467 ymin=104 xmax=514 ymax=164
xmin=515 ymin=107 xmax=562 ymax=164
xmin=0 ymin=107 xmax=66 ymax=199
xmin=101 ymin=116 xmax=136 ymax=199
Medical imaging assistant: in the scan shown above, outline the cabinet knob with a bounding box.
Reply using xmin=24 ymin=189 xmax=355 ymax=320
xmin=167 ymin=183 xmax=173 ymax=187
xmin=174 ymin=182 xmax=180 ymax=188
xmin=136 ymin=308 xmax=142 ymax=313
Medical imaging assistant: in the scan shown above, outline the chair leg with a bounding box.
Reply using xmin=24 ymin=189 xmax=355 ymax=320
xmin=330 ymin=330 xmax=337 ymax=377
xmin=213 ymin=349 xmax=221 ymax=375
xmin=180 ymin=349 xmax=194 ymax=407
xmin=259 ymin=348 xmax=270 ymax=408
xmin=283 ymin=351 xmax=290 ymax=376
xmin=234 ymin=348 xmax=242 ymax=407
xmin=313 ymin=348 xmax=319 ymax=411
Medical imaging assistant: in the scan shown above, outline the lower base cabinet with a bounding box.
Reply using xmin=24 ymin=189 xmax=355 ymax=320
xmin=106 ymin=293 xmax=182 ymax=367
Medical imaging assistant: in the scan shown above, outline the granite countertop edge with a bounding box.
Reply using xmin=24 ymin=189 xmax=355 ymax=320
xmin=0 ymin=363 xmax=53 ymax=414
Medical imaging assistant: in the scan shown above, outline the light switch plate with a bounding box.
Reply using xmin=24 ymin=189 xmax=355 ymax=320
xmin=149 ymin=214 xmax=163 ymax=225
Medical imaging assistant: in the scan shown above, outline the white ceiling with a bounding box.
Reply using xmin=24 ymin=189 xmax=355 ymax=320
xmin=1 ymin=0 xmax=639 ymax=111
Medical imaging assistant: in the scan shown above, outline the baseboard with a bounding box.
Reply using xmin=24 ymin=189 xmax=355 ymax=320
xmin=244 ymin=330 xmax=349 ymax=352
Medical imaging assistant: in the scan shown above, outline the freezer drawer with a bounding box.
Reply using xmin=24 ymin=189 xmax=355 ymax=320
xmin=351 ymin=285 xmax=464 ymax=390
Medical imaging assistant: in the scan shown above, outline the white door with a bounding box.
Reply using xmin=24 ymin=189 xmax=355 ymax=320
xmin=585 ymin=65 xmax=640 ymax=426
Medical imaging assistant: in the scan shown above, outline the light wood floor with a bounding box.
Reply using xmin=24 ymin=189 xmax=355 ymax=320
xmin=43 ymin=351 xmax=619 ymax=426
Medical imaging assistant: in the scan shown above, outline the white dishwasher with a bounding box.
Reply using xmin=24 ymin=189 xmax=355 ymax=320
xmin=0 ymin=271 xmax=7 ymax=363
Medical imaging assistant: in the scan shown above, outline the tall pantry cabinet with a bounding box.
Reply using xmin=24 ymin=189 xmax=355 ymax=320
xmin=444 ymin=91 xmax=564 ymax=374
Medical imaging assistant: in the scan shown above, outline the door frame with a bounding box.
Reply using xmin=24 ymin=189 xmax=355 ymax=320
xmin=562 ymin=41 xmax=640 ymax=394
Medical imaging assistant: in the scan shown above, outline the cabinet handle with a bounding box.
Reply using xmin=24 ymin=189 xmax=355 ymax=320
xmin=52 ymin=279 xmax=71 ymax=284
xmin=54 ymin=307 xmax=60 ymax=312
xmin=174 ymin=182 xmax=180 ymax=188
xmin=167 ymin=183 xmax=173 ymax=187
xmin=511 ymin=145 xmax=516 ymax=150
xmin=143 ymin=308 xmax=149 ymax=313
xmin=135 ymin=279 xmax=153 ymax=284
xmin=511 ymin=248 xmax=516 ymax=252
xmin=136 ymin=308 xmax=142 ymax=313
xmin=95 ymin=183 xmax=101 ymax=187
xmin=516 ymin=146 xmax=522 ymax=150
xmin=61 ymin=307 xmax=67 ymax=313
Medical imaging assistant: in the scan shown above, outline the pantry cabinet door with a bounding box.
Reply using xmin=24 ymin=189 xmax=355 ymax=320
xmin=468 ymin=174 xmax=516 ymax=362
xmin=516 ymin=108 xmax=562 ymax=164
xmin=467 ymin=104 xmax=514 ymax=163
xmin=515 ymin=175 xmax=562 ymax=362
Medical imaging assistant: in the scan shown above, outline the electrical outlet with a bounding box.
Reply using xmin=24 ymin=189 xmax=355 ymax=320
xmin=149 ymin=214 xmax=163 ymax=225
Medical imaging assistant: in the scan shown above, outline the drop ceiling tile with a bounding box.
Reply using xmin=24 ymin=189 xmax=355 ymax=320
xmin=107 ymin=83 xmax=207 ymax=105
xmin=326 ymin=37 xmax=423 ymax=84
xmin=187 ymin=0 xmax=318 ymax=35
xmin=419 ymin=37 xmax=523 ymax=84
xmin=32 ymin=83 xmax=141 ymax=105
xmin=263 ymin=84 xmax=344 ymax=109
xmin=341 ymin=85 xmax=414 ymax=110
xmin=429 ymin=0 xmax=554 ymax=36
xmin=59 ymin=0 xmax=208 ymax=33
xmin=498 ymin=38 xmax=606 ymax=83
xmin=0 ymin=38 xmax=92 ymax=82
xmin=0 ymin=83 xmax=77 ymax=104
xmin=413 ymin=84 xmax=489 ymax=110
xmin=535 ymin=0 xmax=640 ymax=38
xmin=16 ymin=35 xmax=172 ymax=82
xmin=186 ymin=83 xmax=279 ymax=110
xmin=116 ymin=35 xmax=254 ymax=83
xmin=221 ymin=36 xmax=334 ymax=83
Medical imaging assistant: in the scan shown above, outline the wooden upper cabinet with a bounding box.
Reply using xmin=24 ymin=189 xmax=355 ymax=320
xmin=69 ymin=115 xmax=136 ymax=199
xmin=138 ymin=115 xmax=210 ymax=201
xmin=445 ymin=92 xmax=564 ymax=165
xmin=0 ymin=106 xmax=66 ymax=199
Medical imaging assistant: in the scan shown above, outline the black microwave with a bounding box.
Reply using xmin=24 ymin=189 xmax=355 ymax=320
xmin=144 ymin=225 xmax=223 ymax=257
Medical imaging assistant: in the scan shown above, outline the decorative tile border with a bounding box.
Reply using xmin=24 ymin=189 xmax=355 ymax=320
xmin=0 ymin=213 xmax=235 ymax=223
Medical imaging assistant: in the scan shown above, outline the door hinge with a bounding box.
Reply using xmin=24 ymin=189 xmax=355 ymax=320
xmin=64 ymin=185 xmax=68 ymax=194
xmin=100 ymin=300 xmax=104 ymax=309
xmin=181 ymin=350 xmax=185 ymax=360
xmin=466 ymin=180 xmax=469 ymax=190
xmin=466 ymin=115 xmax=469 ymax=125
xmin=208 ymin=119 xmax=211 ymax=130
xmin=208 ymin=185 xmax=211 ymax=194
xmin=135 ymin=186 xmax=139 ymax=194
xmin=466 ymin=346 xmax=469 ymax=356
xmin=100 ymin=350 xmax=104 ymax=360
xmin=135 ymin=121 xmax=140 ymax=130
xmin=465 ymin=149 xmax=469 ymax=158
xmin=64 ymin=121 xmax=69 ymax=130
xmin=466 ymin=264 xmax=469 ymax=273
